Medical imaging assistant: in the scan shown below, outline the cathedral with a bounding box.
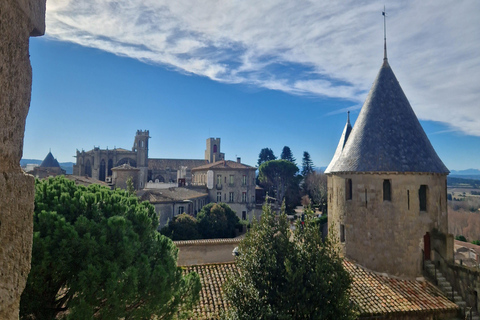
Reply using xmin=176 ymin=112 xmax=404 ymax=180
xmin=73 ymin=131 xmax=224 ymax=189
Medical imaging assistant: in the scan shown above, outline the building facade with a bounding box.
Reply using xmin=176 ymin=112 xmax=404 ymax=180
xmin=73 ymin=133 xmax=228 ymax=190
xmin=191 ymin=159 xmax=258 ymax=221
xmin=325 ymin=56 xmax=449 ymax=278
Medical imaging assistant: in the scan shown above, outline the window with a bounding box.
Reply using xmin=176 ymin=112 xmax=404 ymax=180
xmin=229 ymin=175 xmax=234 ymax=186
xmin=345 ymin=179 xmax=352 ymax=200
xmin=213 ymin=144 xmax=217 ymax=153
xmin=340 ymin=224 xmax=345 ymax=243
xmin=217 ymin=175 xmax=222 ymax=185
xmin=242 ymin=175 xmax=247 ymax=185
xmin=383 ymin=179 xmax=391 ymax=201
xmin=178 ymin=206 xmax=185 ymax=215
xmin=242 ymin=211 xmax=247 ymax=220
xmin=242 ymin=192 xmax=247 ymax=203
xmin=419 ymin=185 xmax=427 ymax=211
xmin=217 ymin=192 xmax=222 ymax=202
xmin=407 ymin=190 xmax=410 ymax=210
xmin=229 ymin=192 xmax=234 ymax=202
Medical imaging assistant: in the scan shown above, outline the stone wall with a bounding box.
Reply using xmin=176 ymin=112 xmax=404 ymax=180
xmin=328 ymin=173 xmax=448 ymax=278
xmin=175 ymin=238 xmax=241 ymax=266
xmin=433 ymin=232 xmax=480 ymax=315
xmin=0 ymin=0 xmax=45 ymax=318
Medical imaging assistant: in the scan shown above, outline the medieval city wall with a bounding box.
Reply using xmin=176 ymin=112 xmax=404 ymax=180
xmin=328 ymin=173 xmax=448 ymax=278
xmin=0 ymin=0 xmax=45 ymax=318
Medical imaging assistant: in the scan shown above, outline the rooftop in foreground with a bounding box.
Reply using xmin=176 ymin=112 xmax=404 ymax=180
xmin=182 ymin=261 xmax=458 ymax=319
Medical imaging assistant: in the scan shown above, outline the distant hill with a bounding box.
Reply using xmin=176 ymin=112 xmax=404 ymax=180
xmin=449 ymin=169 xmax=480 ymax=181
xmin=21 ymin=159 xmax=74 ymax=175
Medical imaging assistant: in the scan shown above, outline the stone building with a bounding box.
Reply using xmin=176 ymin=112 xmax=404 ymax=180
xmin=191 ymin=158 xmax=258 ymax=220
xmin=73 ymin=133 xmax=229 ymax=190
xmin=138 ymin=188 xmax=209 ymax=228
xmin=31 ymin=151 xmax=66 ymax=178
xmin=325 ymin=54 xmax=450 ymax=278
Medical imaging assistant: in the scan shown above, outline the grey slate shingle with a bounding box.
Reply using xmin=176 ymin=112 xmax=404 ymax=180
xmin=326 ymin=60 xmax=449 ymax=174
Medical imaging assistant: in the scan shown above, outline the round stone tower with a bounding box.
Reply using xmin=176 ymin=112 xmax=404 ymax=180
xmin=325 ymin=58 xmax=449 ymax=278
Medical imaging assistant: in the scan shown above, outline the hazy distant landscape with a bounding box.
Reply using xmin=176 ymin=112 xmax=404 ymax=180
xmin=20 ymin=159 xmax=74 ymax=175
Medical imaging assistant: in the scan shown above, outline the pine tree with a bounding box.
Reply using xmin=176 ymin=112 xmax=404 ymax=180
xmin=301 ymin=151 xmax=314 ymax=177
xmin=21 ymin=176 xmax=200 ymax=320
xmin=280 ymin=146 xmax=296 ymax=164
xmin=224 ymin=204 xmax=356 ymax=319
xmin=257 ymin=148 xmax=277 ymax=166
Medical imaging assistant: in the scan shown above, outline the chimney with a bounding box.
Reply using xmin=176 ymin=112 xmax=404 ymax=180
xmin=237 ymin=157 xmax=241 ymax=163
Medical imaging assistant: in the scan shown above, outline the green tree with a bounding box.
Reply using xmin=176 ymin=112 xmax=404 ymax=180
xmin=160 ymin=213 xmax=202 ymax=241
xmin=258 ymin=160 xmax=301 ymax=210
xmin=280 ymin=146 xmax=296 ymax=164
xmin=257 ymin=148 xmax=277 ymax=166
xmin=472 ymin=240 xmax=480 ymax=245
xmin=197 ymin=203 xmax=239 ymax=239
xmin=21 ymin=176 xmax=200 ymax=320
xmin=126 ymin=176 xmax=135 ymax=194
xmin=455 ymin=235 xmax=467 ymax=242
xmin=304 ymin=171 xmax=328 ymax=212
xmin=224 ymin=204 xmax=355 ymax=319
xmin=301 ymin=151 xmax=314 ymax=177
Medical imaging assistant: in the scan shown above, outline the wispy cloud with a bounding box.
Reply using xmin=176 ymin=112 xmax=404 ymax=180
xmin=45 ymin=0 xmax=480 ymax=135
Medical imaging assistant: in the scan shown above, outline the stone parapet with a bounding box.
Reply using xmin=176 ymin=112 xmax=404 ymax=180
xmin=0 ymin=0 xmax=45 ymax=318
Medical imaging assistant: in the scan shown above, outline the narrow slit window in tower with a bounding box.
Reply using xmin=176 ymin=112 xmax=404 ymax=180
xmin=340 ymin=224 xmax=345 ymax=243
xmin=383 ymin=179 xmax=391 ymax=201
xmin=419 ymin=185 xmax=428 ymax=211
xmin=407 ymin=190 xmax=410 ymax=210
xmin=345 ymin=179 xmax=352 ymax=200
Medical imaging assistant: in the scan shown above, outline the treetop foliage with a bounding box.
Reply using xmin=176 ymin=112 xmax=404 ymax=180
xmin=280 ymin=146 xmax=296 ymax=164
xmin=21 ymin=176 xmax=200 ymax=320
xmin=223 ymin=204 xmax=356 ymax=319
xmin=258 ymin=160 xmax=301 ymax=211
xmin=161 ymin=203 xmax=240 ymax=240
xmin=301 ymin=151 xmax=314 ymax=177
xmin=258 ymin=148 xmax=277 ymax=166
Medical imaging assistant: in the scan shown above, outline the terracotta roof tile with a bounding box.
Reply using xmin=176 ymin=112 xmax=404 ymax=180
xmin=182 ymin=260 xmax=458 ymax=319
xmin=192 ymin=160 xmax=255 ymax=171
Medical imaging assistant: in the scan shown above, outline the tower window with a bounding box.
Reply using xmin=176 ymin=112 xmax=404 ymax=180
xmin=383 ymin=179 xmax=391 ymax=201
xmin=419 ymin=185 xmax=428 ymax=211
xmin=345 ymin=179 xmax=352 ymax=200
xmin=340 ymin=224 xmax=345 ymax=243
xmin=213 ymin=144 xmax=217 ymax=153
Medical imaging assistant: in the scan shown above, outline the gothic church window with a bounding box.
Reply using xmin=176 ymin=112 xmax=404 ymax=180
xmin=345 ymin=179 xmax=352 ymax=200
xmin=383 ymin=179 xmax=391 ymax=201
xmin=419 ymin=185 xmax=428 ymax=211
xmin=99 ymin=159 xmax=106 ymax=181
xmin=213 ymin=144 xmax=217 ymax=153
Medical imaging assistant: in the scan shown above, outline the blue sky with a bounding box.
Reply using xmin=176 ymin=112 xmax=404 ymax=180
xmin=24 ymin=1 xmax=480 ymax=170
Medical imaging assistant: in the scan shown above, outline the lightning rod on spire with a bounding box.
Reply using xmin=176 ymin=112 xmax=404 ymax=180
xmin=383 ymin=6 xmax=387 ymax=61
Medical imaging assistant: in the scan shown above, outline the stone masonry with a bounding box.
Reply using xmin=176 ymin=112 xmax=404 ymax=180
xmin=0 ymin=0 xmax=46 ymax=319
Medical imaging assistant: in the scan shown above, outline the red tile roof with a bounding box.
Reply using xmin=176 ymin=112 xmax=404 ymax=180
xmin=182 ymin=261 xmax=459 ymax=319
xmin=192 ymin=160 xmax=255 ymax=171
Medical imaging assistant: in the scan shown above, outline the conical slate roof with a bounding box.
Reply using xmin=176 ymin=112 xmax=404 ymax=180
xmin=40 ymin=152 xmax=61 ymax=168
xmin=325 ymin=112 xmax=352 ymax=173
xmin=326 ymin=60 xmax=448 ymax=174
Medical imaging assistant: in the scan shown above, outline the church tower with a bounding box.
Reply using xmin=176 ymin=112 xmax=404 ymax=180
xmin=325 ymin=56 xmax=449 ymax=278
xmin=205 ymin=138 xmax=225 ymax=163
xmin=133 ymin=130 xmax=149 ymax=189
